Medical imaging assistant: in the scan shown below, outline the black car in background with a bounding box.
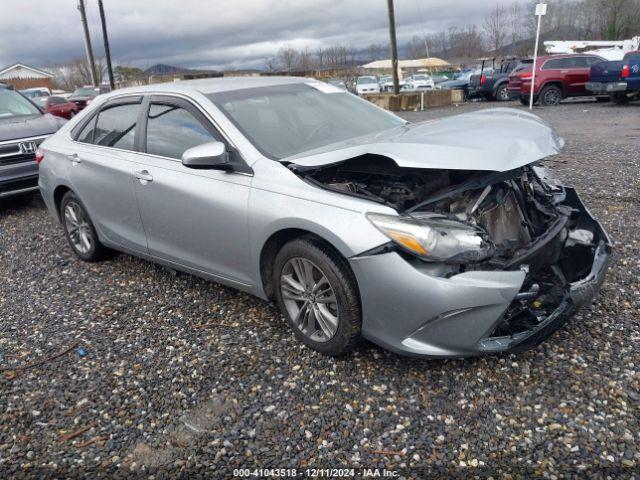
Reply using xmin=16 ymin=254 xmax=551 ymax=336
xmin=468 ymin=58 xmax=519 ymax=101
xmin=0 ymin=84 xmax=65 ymax=199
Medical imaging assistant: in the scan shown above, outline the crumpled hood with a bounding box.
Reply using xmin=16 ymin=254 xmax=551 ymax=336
xmin=286 ymin=108 xmax=565 ymax=172
xmin=0 ymin=113 xmax=65 ymax=142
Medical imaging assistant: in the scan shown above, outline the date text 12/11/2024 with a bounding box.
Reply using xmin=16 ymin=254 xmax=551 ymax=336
xmin=232 ymin=468 xmax=400 ymax=477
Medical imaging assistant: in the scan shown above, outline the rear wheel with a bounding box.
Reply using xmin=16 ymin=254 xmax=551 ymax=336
xmin=273 ymin=238 xmax=361 ymax=356
xmin=539 ymin=85 xmax=563 ymax=106
xmin=495 ymin=84 xmax=510 ymax=101
xmin=519 ymin=96 xmax=531 ymax=106
xmin=60 ymin=191 xmax=109 ymax=262
xmin=610 ymin=92 xmax=630 ymax=105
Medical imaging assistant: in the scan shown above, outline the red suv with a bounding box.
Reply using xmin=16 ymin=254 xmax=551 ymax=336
xmin=33 ymin=95 xmax=79 ymax=119
xmin=507 ymin=54 xmax=606 ymax=106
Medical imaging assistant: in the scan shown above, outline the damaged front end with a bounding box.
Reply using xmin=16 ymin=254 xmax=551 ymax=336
xmin=291 ymin=154 xmax=611 ymax=356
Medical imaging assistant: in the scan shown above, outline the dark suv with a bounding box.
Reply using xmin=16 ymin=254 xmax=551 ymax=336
xmin=507 ymin=54 xmax=606 ymax=106
xmin=0 ymin=84 xmax=65 ymax=199
xmin=468 ymin=58 xmax=518 ymax=101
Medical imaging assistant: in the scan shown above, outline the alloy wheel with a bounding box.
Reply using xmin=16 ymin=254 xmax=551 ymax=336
xmin=64 ymin=201 xmax=93 ymax=254
xmin=280 ymin=257 xmax=339 ymax=343
xmin=543 ymin=88 xmax=561 ymax=105
xmin=498 ymin=86 xmax=510 ymax=101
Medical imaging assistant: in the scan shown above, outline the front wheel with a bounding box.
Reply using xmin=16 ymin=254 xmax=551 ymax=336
xmin=273 ymin=238 xmax=361 ymax=356
xmin=539 ymin=85 xmax=563 ymax=106
xmin=495 ymin=84 xmax=510 ymax=101
xmin=60 ymin=191 xmax=109 ymax=262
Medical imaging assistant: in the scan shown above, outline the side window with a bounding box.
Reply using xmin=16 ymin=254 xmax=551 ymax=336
xmin=542 ymin=58 xmax=565 ymax=70
xmin=92 ymin=103 xmax=139 ymax=151
xmin=572 ymin=57 xmax=590 ymax=68
xmin=145 ymin=103 xmax=218 ymax=159
xmin=76 ymin=115 xmax=98 ymax=144
xmin=585 ymin=56 xmax=604 ymax=66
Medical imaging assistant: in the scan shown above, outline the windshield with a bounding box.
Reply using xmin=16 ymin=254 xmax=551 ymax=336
xmin=357 ymin=77 xmax=377 ymax=85
xmin=73 ymin=88 xmax=99 ymax=97
xmin=413 ymin=75 xmax=430 ymax=80
xmin=0 ymin=89 xmax=41 ymax=119
xmin=33 ymin=97 xmax=48 ymax=108
xmin=210 ymin=83 xmax=406 ymax=159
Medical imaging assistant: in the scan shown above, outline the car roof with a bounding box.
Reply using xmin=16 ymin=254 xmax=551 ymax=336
xmin=105 ymin=76 xmax=310 ymax=99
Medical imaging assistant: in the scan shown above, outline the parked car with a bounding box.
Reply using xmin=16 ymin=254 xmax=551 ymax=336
xmin=19 ymin=87 xmax=52 ymax=99
xmin=436 ymin=69 xmax=479 ymax=98
xmin=507 ymin=54 xmax=606 ymax=106
xmin=38 ymin=77 xmax=610 ymax=358
xmin=405 ymin=74 xmax=435 ymax=90
xmin=586 ymin=50 xmax=640 ymax=104
xmin=33 ymin=95 xmax=79 ymax=119
xmin=355 ymin=76 xmax=380 ymax=95
xmin=68 ymin=86 xmax=102 ymax=111
xmin=468 ymin=58 xmax=518 ymax=101
xmin=0 ymin=84 xmax=65 ymax=199
xmin=431 ymin=74 xmax=450 ymax=85
xmin=328 ymin=79 xmax=347 ymax=90
xmin=378 ymin=75 xmax=407 ymax=92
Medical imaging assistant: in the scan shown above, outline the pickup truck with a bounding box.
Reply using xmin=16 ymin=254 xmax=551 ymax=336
xmin=586 ymin=51 xmax=640 ymax=104
xmin=468 ymin=58 xmax=518 ymax=101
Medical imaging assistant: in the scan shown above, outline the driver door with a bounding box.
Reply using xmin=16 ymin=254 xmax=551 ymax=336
xmin=132 ymin=95 xmax=253 ymax=286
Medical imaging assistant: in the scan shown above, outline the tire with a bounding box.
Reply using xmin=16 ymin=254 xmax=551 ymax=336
xmin=539 ymin=85 xmax=563 ymax=106
xmin=519 ymin=97 xmax=531 ymax=106
xmin=273 ymin=237 xmax=361 ymax=356
xmin=59 ymin=191 xmax=109 ymax=262
xmin=495 ymin=83 xmax=510 ymax=102
xmin=610 ymin=92 xmax=630 ymax=105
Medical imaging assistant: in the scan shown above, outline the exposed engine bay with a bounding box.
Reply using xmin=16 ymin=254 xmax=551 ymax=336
xmin=294 ymin=154 xmax=610 ymax=341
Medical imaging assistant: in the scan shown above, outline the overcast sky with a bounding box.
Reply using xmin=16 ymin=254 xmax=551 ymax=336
xmin=1 ymin=0 xmax=528 ymax=71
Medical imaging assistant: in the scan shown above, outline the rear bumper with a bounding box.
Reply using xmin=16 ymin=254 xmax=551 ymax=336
xmin=350 ymin=189 xmax=611 ymax=358
xmin=586 ymin=81 xmax=627 ymax=93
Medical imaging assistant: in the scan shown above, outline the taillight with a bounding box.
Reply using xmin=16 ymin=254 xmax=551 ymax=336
xmin=480 ymin=75 xmax=486 ymax=85
xmin=520 ymin=72 xmax=533 ymax=79
xmin=622 ymin=65 xmax=630 ymax=78
xmin=35 ymin=148 xmax=44 ymax=165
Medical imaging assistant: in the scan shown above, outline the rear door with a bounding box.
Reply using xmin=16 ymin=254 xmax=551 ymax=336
xmin=65 ymin=97 xmax=148 ymax=253
xmin=564 ymin=56 xmax=592 ymax=96
xmin=132 ymin=95 xmax=252 ymax=285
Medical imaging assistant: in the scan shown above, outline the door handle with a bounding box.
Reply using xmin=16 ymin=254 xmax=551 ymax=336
xmin=67 ymin=153 xmax=81 ymax=164
xmin=134 ymin=170 xmax=153 ymax=183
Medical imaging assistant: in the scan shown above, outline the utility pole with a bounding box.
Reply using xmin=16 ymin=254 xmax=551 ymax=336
xmin=386 ymin=0 xmax=400 ymax=95
xmin=98 ymin=0 xmax=115 ymax=90
xmin=77 ymin=0 xmax=98 ymax=87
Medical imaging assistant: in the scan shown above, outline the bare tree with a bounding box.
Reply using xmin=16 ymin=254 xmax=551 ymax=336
xmin=297 ymin=47 xmax=312 ymax=71
xmin=365 ymin=43 xmax=384 ymax=62
xmin=277 ymin=46 xmax=298 ymax=72
xmin=315 ymin=47 xmax=325 ymax=68
xmin=483 ymin=3 xmax=508 ymax=52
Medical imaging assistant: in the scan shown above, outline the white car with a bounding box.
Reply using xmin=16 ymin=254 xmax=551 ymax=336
xmin=378 ymin=75 xmax=407 ymax=92
xmin=356 ymin=76 xmax=381 ymax=95
xmin=405 ymin=74 xmax=435 ymax=90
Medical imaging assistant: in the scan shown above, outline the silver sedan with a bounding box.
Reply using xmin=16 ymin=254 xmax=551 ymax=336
xmin=37 ymin=77 xmax=611 ymax=357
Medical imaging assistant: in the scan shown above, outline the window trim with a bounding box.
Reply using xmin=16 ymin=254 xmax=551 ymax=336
xmin=70 ymin=95 xmax=143 ymax=151
xmin=541 ymin=56 xmax=592 ymax=71
xmin=137 ymin=94 xmax=253 ymax=174
xmin=139 ymin=95 xmax=222 ymax=161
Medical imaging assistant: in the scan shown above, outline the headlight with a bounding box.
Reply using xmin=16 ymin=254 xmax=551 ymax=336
xmin=367 ymin=213 xmax=494 ymax=263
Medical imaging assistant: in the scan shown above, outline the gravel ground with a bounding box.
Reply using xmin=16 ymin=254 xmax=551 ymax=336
xmin=1 ymin=100 xmax=639 ymax=478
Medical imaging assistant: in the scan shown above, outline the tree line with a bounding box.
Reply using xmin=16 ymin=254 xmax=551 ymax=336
xmin=266 ymin=0 xmax=640 ymax=71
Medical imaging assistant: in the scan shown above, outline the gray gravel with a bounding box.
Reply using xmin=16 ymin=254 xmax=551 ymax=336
xmin=1 ymin=100 xmax=639 ymax=478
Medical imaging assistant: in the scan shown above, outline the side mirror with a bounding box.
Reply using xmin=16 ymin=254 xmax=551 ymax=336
xmin=181 ymin=141 xmax=232 ymax=171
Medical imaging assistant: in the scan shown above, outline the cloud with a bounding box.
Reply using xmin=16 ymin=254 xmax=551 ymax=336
xmin=0 ymin=0 xmax=527 ymax=70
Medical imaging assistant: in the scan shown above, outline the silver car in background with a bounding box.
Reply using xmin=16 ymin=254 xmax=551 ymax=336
xmin=38 ymin=77 xmax=610 ymax=357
